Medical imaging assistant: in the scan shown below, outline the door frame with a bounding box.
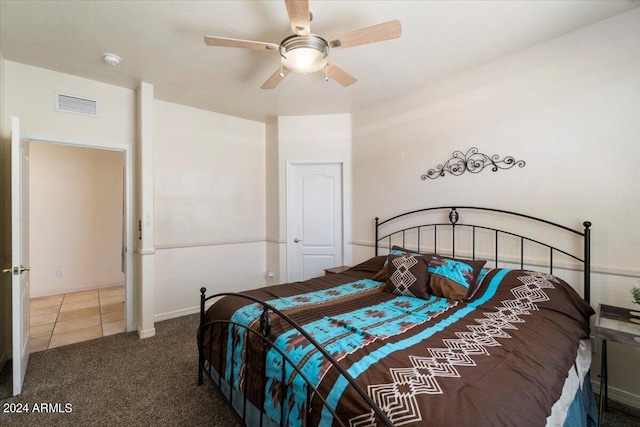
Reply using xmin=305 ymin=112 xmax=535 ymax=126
xmin=285 ymin=161 xmax=349 ymax=282
xmin=26 ymin=134 xmax=134 ymax=332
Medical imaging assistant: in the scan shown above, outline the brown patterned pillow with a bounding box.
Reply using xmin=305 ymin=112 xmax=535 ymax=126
xmin=383 ymin=254 xmax=431 ymax=299
xmin=371 ymin=263 xmax=389 ymax=282
xmin=372 ymin=246 xmax=434 ymax=282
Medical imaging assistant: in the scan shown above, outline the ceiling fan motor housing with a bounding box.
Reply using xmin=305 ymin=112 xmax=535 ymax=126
xmin=279 ymin=34 xmax=329 ymax=74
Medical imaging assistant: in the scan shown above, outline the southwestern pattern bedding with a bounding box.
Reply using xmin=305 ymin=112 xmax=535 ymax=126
xmin=198 ymin=256 xmax=593 ymax=427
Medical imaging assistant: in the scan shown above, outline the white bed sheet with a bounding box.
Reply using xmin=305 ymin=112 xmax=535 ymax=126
xmin=546 ymin=339 xmax=592 ymax=426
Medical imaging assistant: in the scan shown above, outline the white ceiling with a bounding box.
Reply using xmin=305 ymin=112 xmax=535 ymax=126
xmin=1 ymin=1 xmax=638 ymax=123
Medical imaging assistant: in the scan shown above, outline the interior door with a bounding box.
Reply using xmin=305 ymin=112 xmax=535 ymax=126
xmin=10 ymin=116 xmax=30 ymax=395
xmin=287 ymin=163 xmax=343 ymax=282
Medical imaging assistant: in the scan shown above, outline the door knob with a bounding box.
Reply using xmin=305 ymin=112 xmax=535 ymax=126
xmin=2 ymin=266 xmax=29 ymax=275
xmin=293 ymin=238 xmax=301 ymax=243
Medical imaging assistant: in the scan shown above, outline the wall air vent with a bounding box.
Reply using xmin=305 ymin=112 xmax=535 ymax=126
xmin=55 ymin=92 xmax=99 ymax=117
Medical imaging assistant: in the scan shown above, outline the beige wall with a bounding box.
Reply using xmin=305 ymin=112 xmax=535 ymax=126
xmin=2 ymin=62 xmax=136 ymax=146
xmin=153 ymin=100 xmax=266 ymax=247
xmin=265 ymin=117 xmax=281 ymax=286
xmin=351 ymin=9 xmax=640 ymax=406
xmin=29 ymin=142 xmax=125 ymax=296
xmin=152 ymin=100 xmax=266 ymax=319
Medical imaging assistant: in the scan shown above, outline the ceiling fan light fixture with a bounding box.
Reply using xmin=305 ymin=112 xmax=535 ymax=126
xmin=280 ymin=35 xmax=328 ymax=74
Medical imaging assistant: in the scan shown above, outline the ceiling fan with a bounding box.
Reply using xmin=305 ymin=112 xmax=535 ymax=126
xmin=204 ymin=0 xmax=402 ymax=89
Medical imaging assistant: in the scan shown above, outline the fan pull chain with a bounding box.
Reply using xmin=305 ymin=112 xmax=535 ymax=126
xmin=279 ymin=65 xmax=284 ymax=78
xmin=325 ymin=65 xmax=329 ymax=82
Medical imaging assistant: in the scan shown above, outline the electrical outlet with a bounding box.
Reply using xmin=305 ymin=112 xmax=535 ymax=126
xmin=56 ymin=268 xmax=65 ymax=277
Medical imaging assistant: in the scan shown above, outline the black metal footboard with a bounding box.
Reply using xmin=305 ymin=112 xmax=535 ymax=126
xmin=197 ymin=289 xmax=393 ymax=427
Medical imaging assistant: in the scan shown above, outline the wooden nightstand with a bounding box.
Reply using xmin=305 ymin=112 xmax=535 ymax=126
xmin=594 ymin=304 xmax=640 ymax=426
xmin=324 ymin=266 xmax=350 ymax=275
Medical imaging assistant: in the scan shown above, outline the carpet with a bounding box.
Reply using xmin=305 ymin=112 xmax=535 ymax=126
xmin=0 ymin=314 xmax=240 ymax=426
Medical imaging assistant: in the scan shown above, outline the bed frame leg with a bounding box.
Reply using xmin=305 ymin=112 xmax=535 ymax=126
xmin=198 ymin=287 xmax=207 ymax=386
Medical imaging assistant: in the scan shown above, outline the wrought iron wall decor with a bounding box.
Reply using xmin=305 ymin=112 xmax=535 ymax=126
xmin=421 ymin=147 xmax=525 ymax=180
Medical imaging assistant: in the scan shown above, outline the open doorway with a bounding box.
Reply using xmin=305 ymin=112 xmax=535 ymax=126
xmin=27 ymin=142 xmax=126 ymax=352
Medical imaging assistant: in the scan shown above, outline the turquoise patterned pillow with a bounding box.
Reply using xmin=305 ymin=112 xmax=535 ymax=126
xmin=388 ymin=245 xmax=422 ymax=259
xmin=427 ymin=256 xmax=486 ymax=301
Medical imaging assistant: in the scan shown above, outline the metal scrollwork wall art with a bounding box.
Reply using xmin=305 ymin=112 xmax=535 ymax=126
xmin=421 ymin=147 xmax=526 ymax=180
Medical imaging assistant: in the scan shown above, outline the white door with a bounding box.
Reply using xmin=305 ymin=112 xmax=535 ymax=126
xmin=9 ymin=117 xmax=30 ymax=395
xmin=287 ymin=163 xmax=343 ymax=282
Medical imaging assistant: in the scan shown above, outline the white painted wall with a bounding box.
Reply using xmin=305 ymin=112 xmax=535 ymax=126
xmin=28 ymin=142 xmax=124 ymax=296
xmin=1 ymin=62 xmax=135 ymax=146
xmin=152 ymin=100 xmax=266 ymax=319
xmin=265 ymin=114 xmax=352 ymax=284
xmin=135 ymin=82 xmax=155 ymax=337
xmin=351 ymin=9 xmax=640 ymax=406
xmin=265 ymin=117 xmax=282 ymax=286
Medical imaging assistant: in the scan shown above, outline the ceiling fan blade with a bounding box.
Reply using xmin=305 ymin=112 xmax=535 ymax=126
xmin=204 ymin=36 xmax=279 ymax=51
xmin=328 ymin=20 xmax=402 ymax=50
xmin=326 ymin=61 xmax=357 ymax=87
xmin=261 ymin=67 xmax=290 ymax=89
xmin=285 ymin=0 xmax=310 ymax=36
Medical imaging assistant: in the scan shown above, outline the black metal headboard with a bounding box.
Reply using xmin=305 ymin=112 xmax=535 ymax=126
xmin=375 ymin=206 xmax=591 ymax=303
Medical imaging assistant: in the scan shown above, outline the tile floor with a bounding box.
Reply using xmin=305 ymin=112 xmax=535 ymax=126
xmin=29 ymin=285 xmax=125 ymax=353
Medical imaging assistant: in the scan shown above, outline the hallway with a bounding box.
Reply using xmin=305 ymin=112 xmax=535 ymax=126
xmin=29 ymin=285 xmax=125 ymax=352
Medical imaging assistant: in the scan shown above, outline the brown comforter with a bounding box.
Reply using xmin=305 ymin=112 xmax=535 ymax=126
xmin=198 ymin=256 xmax=593 ymax=427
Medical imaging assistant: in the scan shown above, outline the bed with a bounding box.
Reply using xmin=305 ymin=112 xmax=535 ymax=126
xmin=198 ymin=206 xmax=597 ymax=427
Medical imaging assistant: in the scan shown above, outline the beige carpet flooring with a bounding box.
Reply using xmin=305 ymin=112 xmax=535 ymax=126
xmin=0 ymin=314 xmax=239 ymax=427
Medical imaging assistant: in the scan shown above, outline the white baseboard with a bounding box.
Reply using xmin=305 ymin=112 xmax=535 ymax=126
xmin=136 ymin=326 xmax=156 ymax=339
xmin=30 ymin=282 xmax=125 ymax=299
xmin=592 ymin=378 xmax=640 ymax=409
xmin=154 ymin=300 xmax=217 ymax=323
xmin=154 ymin=306 xmax=200 ymax=322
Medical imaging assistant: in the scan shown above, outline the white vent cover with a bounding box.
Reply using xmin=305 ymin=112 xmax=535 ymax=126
xmin=55 ymin=92 xmax=99 ymax=117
